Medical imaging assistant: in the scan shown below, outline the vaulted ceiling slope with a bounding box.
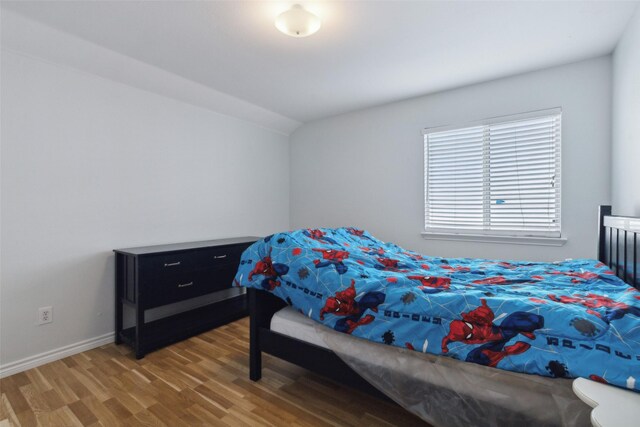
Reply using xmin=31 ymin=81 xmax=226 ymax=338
xmin=3 ymin=1 xmax=638 ymax=128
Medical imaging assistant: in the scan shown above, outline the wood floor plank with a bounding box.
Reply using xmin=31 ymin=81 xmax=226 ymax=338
xmin=40 ymin=389 xmax=66 ymax=412
xmin=19 ymin=384 xmax=50 ymax=416
xmin=0 ymin=317 xmax=429 ymax=426
xmin=179 ymin=389 xmax=226 ymax=419
xmin=103 ymin=397 xmax=133 ymax=420
xmin=1 ymin=380 xmax=31 ymax=415
xmin=14 ymin=409 xmax=37 ymax=427
xmin=39 ymin=406 xmax=84 ymax=427
xmin=130 ymin=408 xmax=167 ymax=427
xmin=25 ymin=369 xmax=52 ymax=394
xmin=67 ymin=400 xmax=99 ymax=426
xmin=1 ymin=393 xmax=22 ymax=427
xmin=7 ymin=374 xmax=30 ymax=388
xmin=107 ymin=387 xmax=146 ymax=415
xmin=146 ymin=403 xmax=188 ymax=427
xmin=81 ymin=396 xmax=123 ymax=427
xmin=70 ymin=369 xmax=111 ymax=402
xmin=187 ymin=403 xmax=225 ymax=425
xmin=279 ymin=382 xmax=364 ymax=426
xmin=58 ymin=375 xmax=92 ymax=401
xmin=49 ymin=377 xmax=80 ymax=405
xmin=117 ymin=381 xmax=158 ymax=410
xmin=229 ymin=406 xmax=277 ymax=427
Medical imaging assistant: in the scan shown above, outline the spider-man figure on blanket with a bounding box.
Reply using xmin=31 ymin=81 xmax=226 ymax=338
xmin=320 ymin=280 xmax=385 ymax=334
xmin=442 ymin=299 xmax=544 ymax=367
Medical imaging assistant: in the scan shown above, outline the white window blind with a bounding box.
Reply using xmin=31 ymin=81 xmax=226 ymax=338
xmin=424 ymin=109 xmax=561 ymax=238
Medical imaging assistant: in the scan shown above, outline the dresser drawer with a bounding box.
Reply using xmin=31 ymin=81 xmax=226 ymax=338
xmin=142 ymin=265 xmax=239 ymax=308
xmin=140 ymin=252 xmax=193 ymax=276
xmin=141 ymin=245 xmax=243 ymax=275
xmin=191 ymin=245 xmax=244 ymax=270
xmin=139 ymin=247 xmax=244 ymax=308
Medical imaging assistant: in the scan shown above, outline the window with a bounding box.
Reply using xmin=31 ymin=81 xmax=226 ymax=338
xmin=423 ymin=109 xmax=561 ymax=241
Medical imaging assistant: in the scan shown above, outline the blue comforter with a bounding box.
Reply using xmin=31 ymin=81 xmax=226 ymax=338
xmin=233 ymin=227 xmax=640 ymax=391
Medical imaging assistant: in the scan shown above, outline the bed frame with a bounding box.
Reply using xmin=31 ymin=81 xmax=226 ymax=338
xmin=249 ymin=205 xmax=640 ymax=401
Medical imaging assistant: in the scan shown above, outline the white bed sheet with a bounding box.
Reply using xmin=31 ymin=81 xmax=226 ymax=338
xmin=271 ymin=305 xmax=329 ymax=348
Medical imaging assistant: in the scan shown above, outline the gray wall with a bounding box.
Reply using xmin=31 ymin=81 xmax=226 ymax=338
xmin=290 ymin=56 xmax=612 ymax=261
xmin=0 ymin=50 xmax=290 ymax=366
xmin=612 ymin=5 xmax=640 ymax=216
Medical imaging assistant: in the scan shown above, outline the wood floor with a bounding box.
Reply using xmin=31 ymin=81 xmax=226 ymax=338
xmin=0 ymin=317 xmax=429 ymax=426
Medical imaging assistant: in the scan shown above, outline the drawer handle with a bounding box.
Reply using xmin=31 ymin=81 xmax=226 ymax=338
xmin=177 ymin=282 xmax=194 ymax=288
xmin=214 ymin=255 xmax=227 ymax=259
xmin=164 ymin=262 xmax=181 ymax=267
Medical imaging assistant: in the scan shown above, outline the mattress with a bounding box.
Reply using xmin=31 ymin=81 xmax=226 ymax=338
xmin=270 ymin=305 xmax=564 ymax=387
xmin=270 ymin=306 xmax=590 ymax=427
xmin=271 ymin=305 xmax=329 ymax=348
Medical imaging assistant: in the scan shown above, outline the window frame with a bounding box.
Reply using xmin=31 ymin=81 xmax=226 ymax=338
xmin=422 ymin=108 xmax=566 ymax=246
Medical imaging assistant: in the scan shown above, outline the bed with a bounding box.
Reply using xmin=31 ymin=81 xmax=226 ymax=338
xmin=235 ymin=206 xmax=639 ymax=426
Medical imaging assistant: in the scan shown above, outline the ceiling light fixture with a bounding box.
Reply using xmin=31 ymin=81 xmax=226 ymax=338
xmin=275 ymin=5 xmax=321 ymax=37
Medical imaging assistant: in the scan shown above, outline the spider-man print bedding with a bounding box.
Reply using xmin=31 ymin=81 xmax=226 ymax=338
xmin=233 ymin=227 xmax=640 ymax=391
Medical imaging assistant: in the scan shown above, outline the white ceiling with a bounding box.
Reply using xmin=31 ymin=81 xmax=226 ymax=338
xmin=3 ymin=1 xmax=638 ymax=124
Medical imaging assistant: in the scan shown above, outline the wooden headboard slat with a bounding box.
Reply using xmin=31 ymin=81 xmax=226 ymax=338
xmin=598 ymin=205 xmax=640 ymax=289
xmin=633 ymin=233 xmax=638 ymax=288
xmin=623 ymin=230 xmax=628 ymax=283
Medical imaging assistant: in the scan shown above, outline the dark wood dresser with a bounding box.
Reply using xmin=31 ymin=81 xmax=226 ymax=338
xmin=114 ymin=237 xmax=258 ymax=358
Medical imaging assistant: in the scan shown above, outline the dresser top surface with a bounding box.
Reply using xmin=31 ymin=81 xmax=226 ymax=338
xmin=114 ymin=236 xmax=260 ymax=256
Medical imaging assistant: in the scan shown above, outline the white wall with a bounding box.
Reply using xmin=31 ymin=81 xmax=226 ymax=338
xmin=612 ymin=5 xmax=640 ymax=217
xmin=290 ymin=57 xmax=612 ymax=262
xmin=0 ymin=50 xmax=290 ymax=368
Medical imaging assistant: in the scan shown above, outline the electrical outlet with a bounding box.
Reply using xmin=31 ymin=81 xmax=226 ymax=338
xmin=38 ymin=306 xmax=53 ymax=325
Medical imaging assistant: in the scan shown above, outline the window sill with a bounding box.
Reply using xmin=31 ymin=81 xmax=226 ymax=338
xmin=421 ymin=232 xmax=567 ymax=246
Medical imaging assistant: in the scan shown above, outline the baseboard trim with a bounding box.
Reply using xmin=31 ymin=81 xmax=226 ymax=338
xmin=0 ymin=332 xmax=115 ymax=378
